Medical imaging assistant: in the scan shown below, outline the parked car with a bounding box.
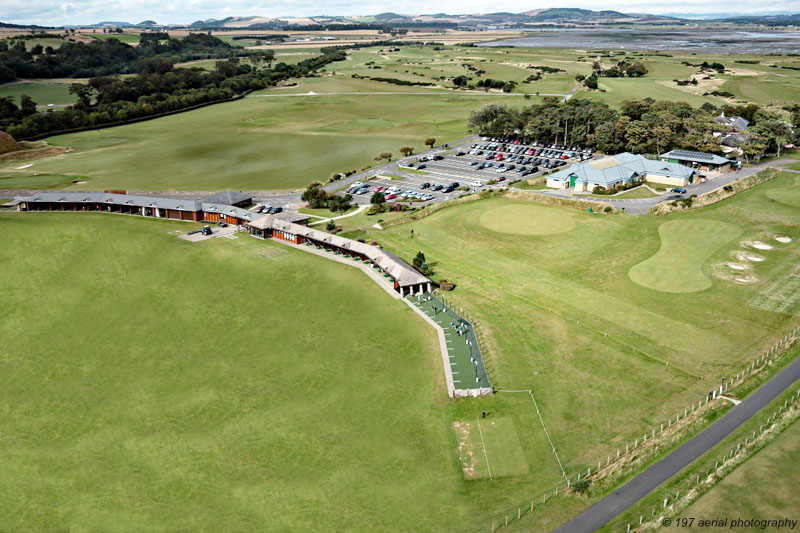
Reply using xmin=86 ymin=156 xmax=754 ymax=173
xmin=469 ymin=161 xmax=479 ymax=166
xmin=417 ymin=164 xmax=426 ymax=169
xmin=385 ymin=193 xmax=397 ymax=200
xmin=201 ymin=225 xmax=212 ymax=236
xmin=421 ymin=182 xmax=431 ymax=189
xmin=433 ymin=184 xmax=443 ymax=191
xmin=471 ymin=180 xmax=484 ymax=187
xmin=672 ymin=187 xmax=687 ymax=194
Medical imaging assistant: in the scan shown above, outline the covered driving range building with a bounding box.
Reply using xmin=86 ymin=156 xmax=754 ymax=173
xmin=247 ymin=215 xmax=432 ymax=296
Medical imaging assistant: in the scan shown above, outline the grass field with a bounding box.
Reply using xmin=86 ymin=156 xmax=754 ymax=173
xmin=3 ymin=44 xmax=796 ymax=193
xmin=350 ymin=172 xmax=800 ymax=494
xmin=0 ymin=80 xmax=78 ymax=106
xmin=0 ymin=77 xmax=529 ymax=191
xmin=89 ymin=33 xmax=141 ymax=44
xmin=681 ymin=417 xmax=800 ymax=529
xmin=0 ymin=212 xmax=576 ymax=531
xmin=629 ymin=219 xmax=743 ymax=293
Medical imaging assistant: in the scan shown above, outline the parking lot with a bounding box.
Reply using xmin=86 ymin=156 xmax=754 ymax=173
xmin=342 ymin=136 xmax=594 ymax=206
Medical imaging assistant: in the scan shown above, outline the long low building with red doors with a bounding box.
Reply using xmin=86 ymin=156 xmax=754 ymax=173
xmin=247 ymin=215 xmax=432 ymax=296
xmin=14 ymin=190 xmax=311 ymax=227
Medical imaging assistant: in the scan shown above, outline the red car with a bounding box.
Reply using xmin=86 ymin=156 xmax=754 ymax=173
xmin=527 ymin=148 xmax=535 ymax=155
xmin=497 ymin=176 xmax=506 ymax=182
xmin=385 ymin=193 xmax=397 ymax=200
xmin=375 ymin=186 xmax=385 ymax=192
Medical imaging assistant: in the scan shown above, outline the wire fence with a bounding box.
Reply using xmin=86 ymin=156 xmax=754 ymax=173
xmin=622 ymin=388 xmax=800 ymax=533
xmin=475 ymin=327 xmax=799 ymax=533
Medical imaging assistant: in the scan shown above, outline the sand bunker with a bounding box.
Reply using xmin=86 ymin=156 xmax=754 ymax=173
xmin=734 ymin=275 xmax=758 ymax=284
xmin=14 ymin=163 xmax=32 ymax=169
xmin=746 ymin=240 xmax=773 ymax=250
xmin=733 ymin=250 xmax=765 ymax=262
xmin=727 ymin=262 xmax=748 ymax=270
xmin=775 ymin=235 xmax=792 ymax=244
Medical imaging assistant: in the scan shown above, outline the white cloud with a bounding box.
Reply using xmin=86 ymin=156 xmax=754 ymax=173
xmin=1 ymin=0 xmax=799 ymax=25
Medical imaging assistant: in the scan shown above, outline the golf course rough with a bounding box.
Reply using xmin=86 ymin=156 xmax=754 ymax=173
xmin=479 ymin=204 xmax=577 ymax=236
xmin=629 ymin=219 xmax=743 ymax=293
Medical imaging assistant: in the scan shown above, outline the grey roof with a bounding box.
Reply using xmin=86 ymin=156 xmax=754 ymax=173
xmin=715 ymin=114 xmax=750 ymax=131
xmin=721 ymin=133 xmax=749 ymax=147
xmin=249 ymin=215 xmax=431 ymax=287
xmin=549 ymin=153 xmax=695 ymax=188
xmin=23 ymin=192 xmax=202 ymax=211
xmin=200 ymin=203 xmax=262 ymax=222
xmin=200 ymin=190 xmax=252 ymax=205
xmin=660 ymin=150 xmax=730 ymax=165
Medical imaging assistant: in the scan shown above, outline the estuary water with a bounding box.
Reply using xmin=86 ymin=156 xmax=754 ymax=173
xmin=480 ymin=28 xmax=800 ymax=54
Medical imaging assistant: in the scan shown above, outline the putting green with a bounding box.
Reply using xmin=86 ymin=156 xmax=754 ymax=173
xmin=479 ymin=204 xmax=576 ymax=236
xmin=770 ymin=180 xmax=800 ymax=208
xmin=629 ymin=219 xmax=742 ymax=293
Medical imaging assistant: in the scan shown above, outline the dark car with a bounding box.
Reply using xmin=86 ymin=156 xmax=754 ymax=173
xmin=417 ymin=164 xmax=426 ymax=170
xmin=421 ymin=182 xmax=431 ymax=189
xmin=433 ymin=184 xmax=443 ymax=191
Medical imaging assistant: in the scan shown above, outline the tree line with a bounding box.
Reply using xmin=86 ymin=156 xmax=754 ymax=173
xmin=468 ymin=98 xmax=797 ymax=162
xmin=1 ymin=48 xmax=346 ymax=140
xmin=0 ymin=33 xmax=274 ymax=82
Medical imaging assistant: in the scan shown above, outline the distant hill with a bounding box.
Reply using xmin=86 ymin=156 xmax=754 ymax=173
xmin=67 ymin=7 xmax=800 ymax=31
xmin=520 ymin=8 xmax=631 ymax=21
xmin=723 ymin=12 xmax=800 ymax=24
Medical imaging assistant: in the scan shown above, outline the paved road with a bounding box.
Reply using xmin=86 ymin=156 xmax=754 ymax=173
xmin=555 ymin=354 xmax=800 ymax=533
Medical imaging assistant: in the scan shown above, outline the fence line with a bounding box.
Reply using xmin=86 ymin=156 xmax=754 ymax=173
xmin=481 ymin=329 xmax=799 ymax=532
xmin=628 ymin=388 xmax=800 ymax=533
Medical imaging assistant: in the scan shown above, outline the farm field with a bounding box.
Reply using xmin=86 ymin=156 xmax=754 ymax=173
xmin=0 ymin=212 xmax=571 ymax=531
xmin=0 ymin=77 xmax=530 ymax=191
xmin=354 ymin=171 xmax=800 ymax=495
xmin=681 ymin=417 xmax=800 ymax=530
xmin=0 ymin=80 xmax=78 ymax=106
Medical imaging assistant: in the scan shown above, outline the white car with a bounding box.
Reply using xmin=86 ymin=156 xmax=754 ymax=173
xmin=471 ymin=180 xmax=484 ymax=187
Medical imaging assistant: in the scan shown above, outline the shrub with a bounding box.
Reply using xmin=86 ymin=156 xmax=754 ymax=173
xmin=438 ymin=279 xmax=455 ymax=291
xmin=572 ymin=479 xmax=590 ymax=494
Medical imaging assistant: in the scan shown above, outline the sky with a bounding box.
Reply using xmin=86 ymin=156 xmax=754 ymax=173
xmin=2 ymin=0 xmax=799 ymax=26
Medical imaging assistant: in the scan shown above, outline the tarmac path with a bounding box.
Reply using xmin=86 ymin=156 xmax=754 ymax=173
xmin=555 ymin=354 xmax=800 ymax=532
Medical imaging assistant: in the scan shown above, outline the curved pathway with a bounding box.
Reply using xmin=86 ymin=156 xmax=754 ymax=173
xmin=555 ymin=354 xmax=800 ymax=532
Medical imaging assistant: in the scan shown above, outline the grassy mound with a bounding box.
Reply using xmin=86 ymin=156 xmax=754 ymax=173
xmin=629 ymin=219 xmax=742 ymax=293
xmin=479 ymin=204 xmax=577 ymax=236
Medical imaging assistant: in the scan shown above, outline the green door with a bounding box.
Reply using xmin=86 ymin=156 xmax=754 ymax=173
xmin=569 ymin=175 xmax=577 ymax=187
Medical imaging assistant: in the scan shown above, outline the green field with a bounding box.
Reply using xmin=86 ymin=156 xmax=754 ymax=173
xmin=682 ymin=417 xmax=800 ymax=530
xmin=348 ymin=172 xmax=800 ymax=492
xmin=0 ymin=77 xmax=530 ymax=191
xmin=0 ymin=80 xmax=78 ymax=106
xmin=89 ymin=33 xmax=142 ymax=44
xmin=629 ymin=219 xmax=743 ymax=293
xmin=0 ymin=212 xmax=570 ymax=531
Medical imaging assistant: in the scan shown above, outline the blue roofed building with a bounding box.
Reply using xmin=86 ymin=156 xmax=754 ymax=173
xmin=546 ymin=153 xmax=697 ymax=192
